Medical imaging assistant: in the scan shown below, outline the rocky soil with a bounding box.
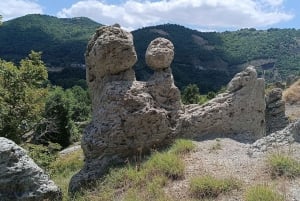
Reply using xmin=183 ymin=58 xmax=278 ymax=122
xmin=165 ymin=138 xmax=300 ymax=201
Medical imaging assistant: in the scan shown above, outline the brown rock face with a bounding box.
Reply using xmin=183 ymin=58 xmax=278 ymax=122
xmin=69 ymin=26 xmax=272 ymax=193
xmin=145 ymin=37 xmax=174 ymax=70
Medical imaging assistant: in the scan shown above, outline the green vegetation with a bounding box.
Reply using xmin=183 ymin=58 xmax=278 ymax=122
xmin=189 ymin=175 xmax=240 ymax=199
xmin=2 ymin=16 xmax=300 ymax=92
xmin=244 ymin=184 xmax=284 ymax=201
xmin=50 ymin=139 xmax=194 ymax=200
xmin=268 ymin=153 xmax=300 ymax=178
xmin=50 ymin=149 xmax=84 ymax=200
xmin=0 ymin=51 xmax=48 ymax=143
xmin=169 ymin=139 xmax=196 ymax=155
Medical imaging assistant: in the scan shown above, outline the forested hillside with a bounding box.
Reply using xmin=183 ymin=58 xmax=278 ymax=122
xmin=1 ymin=15 xmax=300 ymax=92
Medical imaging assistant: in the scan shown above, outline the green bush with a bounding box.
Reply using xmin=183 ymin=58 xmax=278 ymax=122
xmin=144 ymin=152 xmax=185 ymax=179
xmin=169 ymin=139 xmax=196 ymax=155
xmin=189 ymin=175 xmax=240 ymax=199
xmin=23 ymin=142 xmax=60 ymax=170
xmin=268 ymin=153 xmax=300 ymax=178
xmin=245 ymin=184 xmax=284 ymax=201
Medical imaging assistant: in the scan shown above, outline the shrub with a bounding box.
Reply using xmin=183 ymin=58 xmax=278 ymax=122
xmin=245 ymin=184 xmax=284 ymax=201
xmin=169 ymin=139 xmax=196 ymax=155
xmin=268 ymin=153 xmax=300 ymax=178
xmin=189 ymin=175 xmax=240 ymax=199
xmin=23 ymin=143 xmax=60 ymax=170
xmin=144 ymin=152 xmax=185 ymax=179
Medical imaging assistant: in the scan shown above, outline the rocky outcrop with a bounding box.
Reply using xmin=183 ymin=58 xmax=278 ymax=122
xmin=249 ymin=120 xmax=300 ymax=155
xmin=70 ymin=26 xmax=267 ymax=193
xmin=179 ymin=66 xmax=266 ymax=140
xmin=69 ymin=26 xmax=182 ymax=193
xmin=265 ymin=88 xmax=289 ymax=134
xmin=0 ymin=137 xmax=62 ymax=201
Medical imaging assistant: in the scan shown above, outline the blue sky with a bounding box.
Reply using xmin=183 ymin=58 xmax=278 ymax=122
xmin=1 ymin=0 xmax=299 ymax=31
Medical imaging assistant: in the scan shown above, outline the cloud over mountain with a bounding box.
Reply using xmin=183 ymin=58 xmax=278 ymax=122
xmin=57 ymin=0 xmax=293 ymax=30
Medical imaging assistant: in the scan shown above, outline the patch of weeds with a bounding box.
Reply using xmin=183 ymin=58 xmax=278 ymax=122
xmin=144 ymin=152 xmax=185 ymax=179
xmin=189 ymin=175 xmax=240 ymax=199
xmin=124 ymin=176 xmax=171 ymax=201
xmin=23 ymin=142 xmax=61 ymax=170
xmin=169 ymin=139 xmax=196 ymax=155
xmin=50 ymin=149 xmax=84 ymax=201
xmin=245 ymin=184 xmax=284 ymax=201
xmin=268 ymin=153 xmax=300 ymax=178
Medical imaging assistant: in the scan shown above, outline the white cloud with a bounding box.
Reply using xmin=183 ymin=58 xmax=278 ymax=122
xmin=0 ymin=0 xmax=43 ymax=21
xmin=57 ymin=0 xmax=293 ymax=30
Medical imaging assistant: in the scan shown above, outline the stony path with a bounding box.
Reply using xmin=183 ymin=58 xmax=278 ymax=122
xmin=165 ymin=138 xmax=300 ymax=201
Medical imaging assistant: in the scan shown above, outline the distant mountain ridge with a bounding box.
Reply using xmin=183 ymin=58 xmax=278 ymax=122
xmin=1 ymin=14 xmax=300 ymax=92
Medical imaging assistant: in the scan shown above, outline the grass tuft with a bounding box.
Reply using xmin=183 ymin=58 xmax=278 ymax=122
xmin=244 ymin=184 xmax=284 ymax=201
xmin=189 ymin=175 xmax=240 ymax=199
xmin=169 ymin=139 xmax=196 ymax=155
xmin=144 ymin=152 xmax=185 ymax=180
xmin=268 ymin=153 xmax=300 ymax=178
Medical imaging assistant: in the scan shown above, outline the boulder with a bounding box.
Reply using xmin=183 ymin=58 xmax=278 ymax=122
xmin=145 ymin=37 xmax=174 ymax=70
xmin=265 ymin=88 xmax=289 ymax=134
xmin=0 ymin=137 xmax=62 ymax=201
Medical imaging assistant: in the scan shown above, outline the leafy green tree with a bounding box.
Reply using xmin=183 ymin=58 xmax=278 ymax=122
xmin=35 ymin=87 xmax=71 ymax=147
xmin=66 ymin=86 xmax=91 ymax=122
xmin=181 ymin=84 xmax=201 ymax=104
xmin=0 ymin=51 xmax=48 ymax=143
xmin=34 ymin=86 xmax=90 ymax=147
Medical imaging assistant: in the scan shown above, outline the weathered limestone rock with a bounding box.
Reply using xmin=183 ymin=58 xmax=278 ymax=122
xmin=69 ymin=26 xmax=182 ymax=193
xmin=0 ymin=137 xmax=62 ymax=201
xmin=178 ymin=66 xmax=266 ymax=140
xmin=70 ymin=26 xmax=269 ymax=193
xmin=265 ymin=88 xmax=289 ymax=134
xmin=249 ymin=120 xmax=300 ymax=155
xmin=145 ymin=37 xmax=174 ymax=70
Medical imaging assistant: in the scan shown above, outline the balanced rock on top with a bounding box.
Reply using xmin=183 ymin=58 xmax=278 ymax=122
xmin=145 ymin=37 xmax=174 ymax=70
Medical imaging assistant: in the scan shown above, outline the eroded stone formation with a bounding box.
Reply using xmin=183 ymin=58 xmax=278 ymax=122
xmin=0 ymin=137 xmax=62 ymax=201
xmin=180 ymin=66 xmax=266 ymax=140
xmin=70 ymin=26 xmax=267 ymax=192
xmin=265 ymin=88 xmax=289 ymax=134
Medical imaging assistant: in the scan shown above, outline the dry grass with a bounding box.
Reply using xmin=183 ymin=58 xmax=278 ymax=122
xmin=283 ymin=80 xmax=300 ymax=104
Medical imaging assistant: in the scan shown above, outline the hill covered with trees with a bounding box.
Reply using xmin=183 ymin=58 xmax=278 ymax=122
xmin=1 ymin=14 xmax=300 ymax=92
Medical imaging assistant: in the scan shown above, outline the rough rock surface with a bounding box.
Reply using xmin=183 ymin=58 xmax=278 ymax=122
xmin=70 ymin=26 xmax=268 ymax=193
xmin=249 ymin=120 xmax=300 ymax=155
xmin=69 ymin=26 xmax=182 ymax=193
xmin=0 ymin=137 xmax=62 ymax=201
xmin=265 ymin=88 xmax=289 ymax=134
xmin=145 ymin=37 xmax=174 ymax=70
xmin=179 ymin=66 xmax=266 ymax=140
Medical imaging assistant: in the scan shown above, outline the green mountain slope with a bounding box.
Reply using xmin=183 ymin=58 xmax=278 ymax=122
xmin=0 ymin=14 xmax=100 ymax=66
xmin=1 ymin=15 xmax=300 ymax=92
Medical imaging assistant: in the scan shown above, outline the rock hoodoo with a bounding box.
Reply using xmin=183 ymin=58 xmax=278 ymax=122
xmin=265 ymin=88 xmax=289 ymax=134
xmin=70 ymin=25 xmax=273 ymax=192
xmin=69 ymin=26 xmax=182 ymax=192
xmin=0 ymin=137 xmax=62 ymax=201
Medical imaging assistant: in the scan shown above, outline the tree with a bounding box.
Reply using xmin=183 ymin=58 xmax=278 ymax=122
xmin=181 ymin=84 xmax=201 ymax=104
xmin=0 ymin=51 xmax=48 ymax=143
